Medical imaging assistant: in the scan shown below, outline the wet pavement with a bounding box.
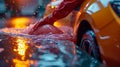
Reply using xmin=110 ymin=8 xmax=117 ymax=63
xmin=0 ymin=28 xmax=104 ymax=67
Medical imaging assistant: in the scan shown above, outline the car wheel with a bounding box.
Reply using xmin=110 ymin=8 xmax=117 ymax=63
xmin=80 ymin=30 xmax=101 ymax=61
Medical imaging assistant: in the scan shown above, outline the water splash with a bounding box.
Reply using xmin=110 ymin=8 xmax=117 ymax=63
xmin=0 ymin=27 xmax=103 ymax=67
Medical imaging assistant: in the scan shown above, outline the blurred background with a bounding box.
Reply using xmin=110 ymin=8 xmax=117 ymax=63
xmin=0 ymin=0 xmax=74 ymax=29
xmin=0 ymin=0 xmax=51 ymax=28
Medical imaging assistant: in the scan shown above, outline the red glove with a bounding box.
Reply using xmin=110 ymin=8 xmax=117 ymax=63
xmin=28 ymin=14 xmax=57 ymax=34
xmin=28 ymin=0 xmax=84 ymax=35
xmin=28 ymin=19 xmax=47 ymax=34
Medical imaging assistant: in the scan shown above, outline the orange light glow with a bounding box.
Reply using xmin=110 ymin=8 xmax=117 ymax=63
xmin=13 ymin=59 xmax=29 ymax=67
xmin=17 ymin=38 xmax=28 ymax=56
xmin=14 ymin=37 xmax=28 ymax=60
xmin=52 ymin=0 xmax=57 ymax=2
xmin=51 ymin=6 xmax=56 ymax=9
xmin=11 ymin=17 xmax=30 ymax=28
xmin=53 ymin=21 xmax=62 ymax=27
xmin=13 ymin=37 xmax=31 ymax=67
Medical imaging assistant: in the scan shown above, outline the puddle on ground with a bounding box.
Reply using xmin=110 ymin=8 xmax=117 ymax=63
xmin=0 ymin=28 xmax=104 ymax=67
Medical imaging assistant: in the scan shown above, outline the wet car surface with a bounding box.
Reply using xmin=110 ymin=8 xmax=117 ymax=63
xmin=0 ymin=28 xmax=103 ymax=67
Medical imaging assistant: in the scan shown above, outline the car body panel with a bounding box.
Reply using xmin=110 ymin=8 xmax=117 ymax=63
xmin=74 ymin=0 xmax=120 ymax=66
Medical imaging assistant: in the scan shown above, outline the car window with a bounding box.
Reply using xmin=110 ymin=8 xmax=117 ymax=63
xmin=100 ymin=0 xmax=111 ymax=7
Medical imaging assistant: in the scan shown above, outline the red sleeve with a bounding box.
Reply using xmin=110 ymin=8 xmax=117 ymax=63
xmin=43 ymin=0 xmax=84 ymax=25
xmin=28 ymin=0 xmax=84 ymax=34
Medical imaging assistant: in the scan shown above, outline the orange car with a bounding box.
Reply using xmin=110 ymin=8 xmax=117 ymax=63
xmin=73 ymin=0 xmax=120 ymax=67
